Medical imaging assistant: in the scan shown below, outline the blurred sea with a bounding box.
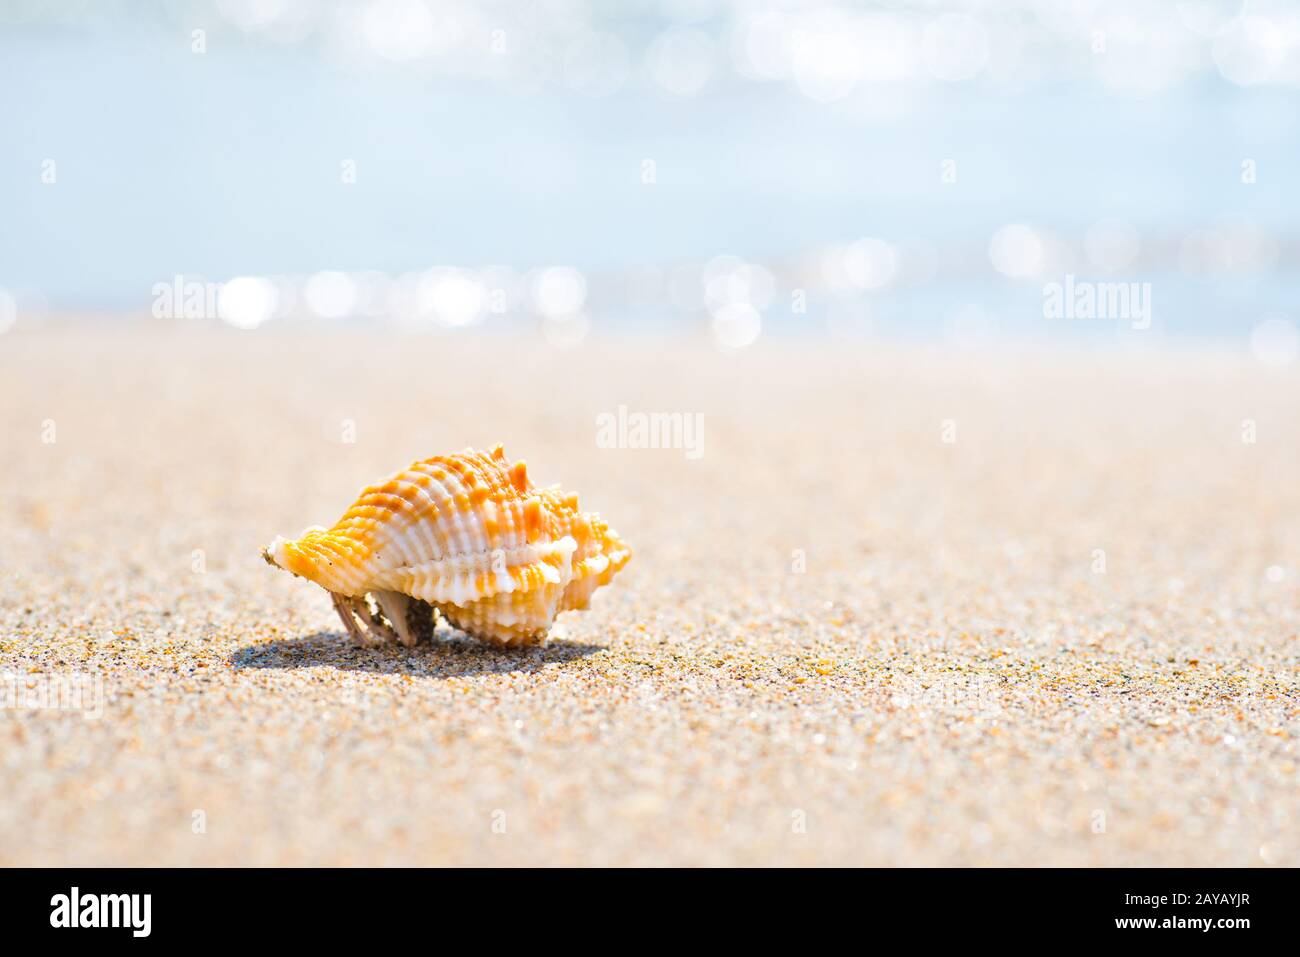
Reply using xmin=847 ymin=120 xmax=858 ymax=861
xmin=1 ymin=1 xmax=1298 ymax=348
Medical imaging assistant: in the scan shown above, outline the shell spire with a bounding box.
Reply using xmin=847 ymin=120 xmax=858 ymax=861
xmin=509 ymin=460 xmax=530 ymax=493
xmin=263 ymin=446 xmax=632 ymax=647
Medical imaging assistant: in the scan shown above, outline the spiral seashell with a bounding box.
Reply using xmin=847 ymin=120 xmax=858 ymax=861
xmin=263 ymin=445 xmax=632 ymax=647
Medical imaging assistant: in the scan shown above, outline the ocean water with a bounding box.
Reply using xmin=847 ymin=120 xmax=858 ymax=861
xmin=1 ymin=3 xmax=1296 ymax=347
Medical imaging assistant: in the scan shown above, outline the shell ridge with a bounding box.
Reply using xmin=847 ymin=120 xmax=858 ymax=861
xmin=266 ymin=447 xmax=630 ymax=645
xmin=377 ymin=537 xmax=575 ymax=605
xmin=385 ymin=475 xmax=446 ymax=564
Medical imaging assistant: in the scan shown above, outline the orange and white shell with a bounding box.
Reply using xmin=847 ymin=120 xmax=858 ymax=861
xmin=263 ymin=445 xmax=631 ymax=646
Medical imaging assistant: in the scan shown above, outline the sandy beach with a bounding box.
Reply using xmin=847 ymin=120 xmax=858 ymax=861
xmin=1 ymin=323 xmax=1296 ymax=866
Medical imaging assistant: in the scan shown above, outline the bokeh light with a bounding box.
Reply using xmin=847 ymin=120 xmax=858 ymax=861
xmin=989 ymin=225 xmax=1047 ymax=280
xmin=843 ymin=239 xmax=898 ymax=291
xmin=711 ymin=301 xmax=761 ymax=349
xmin=363 ymin=0 xmax=430 ymax=61
xmin=1212 ymin=16 xmax=1289 ymax=86
xmin=532 ymin=267 xmax=588 ymax=319
xmin=790 ymin=12 xmax=862 ymax=102
xmin=1249 ymin=316 xmax=1299 ymax=366
xmin=422 ymin=269 xmax=485 ymax=327
xmin=647 ymin=27 xmax=715 ymax=97
xmin=303 ymin=271 xmax=359 ymax=319
xmin=218 ymin=276 xmax=278 ymax=330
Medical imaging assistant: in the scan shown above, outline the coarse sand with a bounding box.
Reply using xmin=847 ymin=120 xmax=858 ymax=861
xmin=1 ymin=324 xmax=1297 ymax=865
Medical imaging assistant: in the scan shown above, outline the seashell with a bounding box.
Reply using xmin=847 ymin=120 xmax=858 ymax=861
xmin=263 ymin=445 xmax=632 ymax=647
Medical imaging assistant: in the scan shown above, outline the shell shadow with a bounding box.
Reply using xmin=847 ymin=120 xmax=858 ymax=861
xmin=229 ymin=630 xmax=606 ymax=678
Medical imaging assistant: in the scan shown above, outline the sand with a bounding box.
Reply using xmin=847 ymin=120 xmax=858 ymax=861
xmin=1 ymin=323 xmax=1296 ymax=866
